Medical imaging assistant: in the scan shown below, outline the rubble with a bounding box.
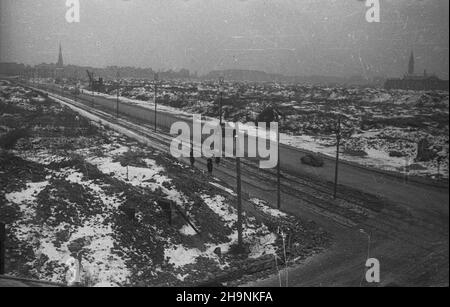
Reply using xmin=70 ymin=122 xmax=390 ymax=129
xmin=0 ymin=82 xmax=331 ymax=286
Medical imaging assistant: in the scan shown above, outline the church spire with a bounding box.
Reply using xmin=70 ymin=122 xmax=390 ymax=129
xmin=57 ymin=43 xmax=64 ymax=67
xmin=408 ymin=51 xmax=414 ymax=76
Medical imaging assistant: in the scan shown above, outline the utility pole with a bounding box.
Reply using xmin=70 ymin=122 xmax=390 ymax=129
xmin=236 ymin=156 xmax=243 ymax=248
xmin=91 ymin=72 xmax=95 ymax=107
xmin=235 ymin=132 xmax=243 ymax=248
xmin=219 ymin=77 xmax=224 ymax=126
xmin=277 ymin=117 xmax=281 ymax=209
xmin=154 ymin=73 xmax=159 ymax=132
xmin=116 ymin=87 xmax=120 ymax=118
xmin=333 ymin=114 xmax=341 ymax=199
xmin=72 ymin=71 xmax=77 ymax=101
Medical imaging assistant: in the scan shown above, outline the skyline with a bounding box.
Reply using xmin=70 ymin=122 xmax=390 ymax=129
xmin=1 ymin=0 xmax=449 ymax=79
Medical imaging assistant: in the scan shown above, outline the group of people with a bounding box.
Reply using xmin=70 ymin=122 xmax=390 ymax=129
xmin=190 ymin=143 xmax=221 ymax=175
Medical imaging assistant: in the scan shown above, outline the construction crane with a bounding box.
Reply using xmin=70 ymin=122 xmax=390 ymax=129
xmin=86 ymin=70 xmax=106 ymax=93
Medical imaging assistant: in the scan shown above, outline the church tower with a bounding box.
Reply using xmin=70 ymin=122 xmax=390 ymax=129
xmin=57 ymin=43 xmax=64 ymax=67
xmin=408 ymin=51 xmax=415 ymax=76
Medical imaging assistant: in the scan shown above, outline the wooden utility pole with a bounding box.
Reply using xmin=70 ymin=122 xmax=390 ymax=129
xmin=236 ymin=156 xmax=243 ymax=247
xmin=333 ymin=115 xmax=341 ymax=199
xmin=116 ymin=87 xmax=120 ymax=118
xmin=235 ymin=129 xmax=243 ymax=248
xmin=91 ymin=86 xmax=95 ymax=107
xmin=219 ymin=77 xmax=224 ymax=126
xmin=277 ymin=120 xmax=281 ymax=209
xmin=0 ymin=222 xmax=5 ymax=275
xmin=154 ymin=73 xmax=159 ymax=132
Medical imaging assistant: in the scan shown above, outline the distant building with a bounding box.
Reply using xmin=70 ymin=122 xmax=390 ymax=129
xmin=0 ymin=62 xmax=26 ymax=76
xmin=385 ymin=51 xmax=449 ymax=91
xmin=57 ymin=43 xmax=64 ymax=67
xmin=408 ymin=51 xmax=415 ymax=76
xmin=54 ymin=43 xmax=65 ymax=82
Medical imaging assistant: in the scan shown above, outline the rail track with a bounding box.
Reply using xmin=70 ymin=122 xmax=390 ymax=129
xmin=23 ymin=83 xmax=448 ymax=250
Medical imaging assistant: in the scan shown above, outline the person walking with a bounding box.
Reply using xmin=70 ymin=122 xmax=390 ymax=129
xmin=207 ymin=158 xmax=213 ymax=174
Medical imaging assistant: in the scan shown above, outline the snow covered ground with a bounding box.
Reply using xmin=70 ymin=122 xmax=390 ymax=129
xmin=79 ymin=85 xmax=448 ymax=179
xmin=4 ymin=132 xmax=285 ymax=286
xmin=1 ymin=81 xmax=329 ymax=286
xmin=282 ymin=130 xmax=448 ymax=179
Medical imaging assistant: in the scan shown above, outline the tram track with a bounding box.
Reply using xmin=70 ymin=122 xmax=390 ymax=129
xmin=27 ymin=85 xmax=446 ymax=250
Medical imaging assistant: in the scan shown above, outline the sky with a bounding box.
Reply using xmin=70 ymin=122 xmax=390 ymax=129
xmin=0 ymin=0 xmax=448 ymax=78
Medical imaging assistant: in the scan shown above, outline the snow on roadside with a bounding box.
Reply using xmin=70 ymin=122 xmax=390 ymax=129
xmin=200 ymin=194 xmax=277 ymax=259
xmin=164 ymin=193 xmax=279 ymax=273
xmin=179 ymin=224 xmax=197 ymax=236
xmin=250 ymin=198 xmax=287 ymax=218
xmin=209 ymin=182 xmax=237 ymax=197
xmin=282 ymin=132 xmax=448 ymax=179
xmin=201 ymin=194 xmax=236 ymax=228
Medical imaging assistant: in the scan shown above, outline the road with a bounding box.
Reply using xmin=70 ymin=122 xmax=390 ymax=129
xmin=40 ymin=85 xmax=448 ymax=208
xmin=32 ymin=83 xmax=449 ymax=286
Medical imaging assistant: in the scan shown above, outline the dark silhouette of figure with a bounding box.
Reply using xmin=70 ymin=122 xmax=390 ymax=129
xmin=207 ymin=158 xmax=213 ymax=174
xmin=190 ymin=151 xmax=195 ymax=166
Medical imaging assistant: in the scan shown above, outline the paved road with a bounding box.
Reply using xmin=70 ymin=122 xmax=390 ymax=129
xmin=35 ymin=85 xmax=449 ymax=286
xmin=61 ymin=88 xmax=450 ymax=214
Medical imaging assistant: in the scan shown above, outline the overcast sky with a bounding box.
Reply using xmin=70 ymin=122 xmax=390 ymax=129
xmin=0 ymin=0 xmax=448 ymax=78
